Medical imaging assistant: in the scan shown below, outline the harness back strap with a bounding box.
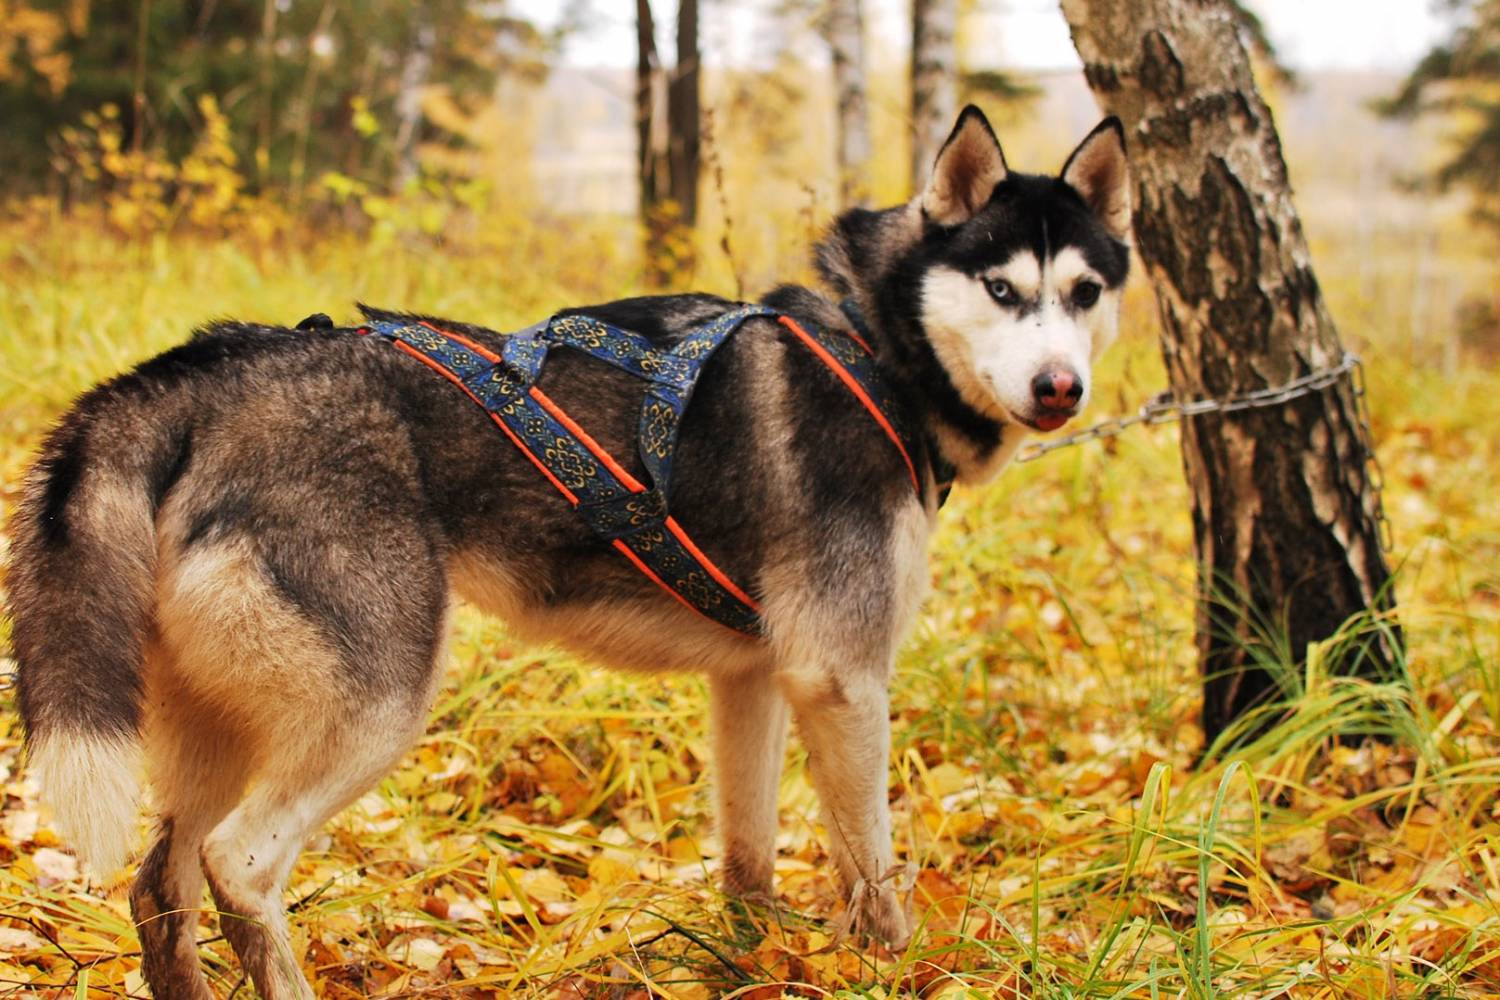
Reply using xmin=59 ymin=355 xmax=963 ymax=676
xmin=363 ymin=304 xmax=925 ymax=635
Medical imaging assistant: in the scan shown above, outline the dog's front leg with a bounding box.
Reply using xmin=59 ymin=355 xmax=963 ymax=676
xmin=779 ymin=664 xmax=908 ymax=949
xmin=711 ymin=669 xmax=788 ymax=897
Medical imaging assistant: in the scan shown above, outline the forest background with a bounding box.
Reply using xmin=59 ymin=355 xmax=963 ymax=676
xmin=0 ymin=0 xmax=1498 ymax=996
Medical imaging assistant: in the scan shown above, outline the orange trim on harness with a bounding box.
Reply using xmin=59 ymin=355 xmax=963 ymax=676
xmin=664 ymin=516 xmax=762 ymax=611
xmin=396 ymin=334 xmax=758 ymax=625
xmin=611 ymin=538 xmax=724 ymax=625
xmin=776 ymin=315 xmax=921 ymax=493
xmin=392 ymin=340 xmax=580 ymax=504
xmin=531 ymin=386 xmax=762 ymax=614
xmin=529 ymin=387 xmax=649 ymax=493
xmin=421 ymin=321 xmax=501 ymax=363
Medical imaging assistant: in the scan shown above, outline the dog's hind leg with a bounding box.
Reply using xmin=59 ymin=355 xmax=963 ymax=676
xmin=200 ymin=703 xmax=430 ymax=1000
xmin=132 ymin=651 xmax=254 ymax=1000
xmin=153 ymin=516 xmax=447 ymax=999
xmin=711 ymin=669 xmax=788 ymax=897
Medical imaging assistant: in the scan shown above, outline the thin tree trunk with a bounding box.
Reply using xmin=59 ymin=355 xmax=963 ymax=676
xmin=825 ymin=0 xmax=871 ymax=207
xmin=130 ymin=0 xmax=153 ymax=155
xmin=393 ymin=15 xmax=436 ymax=187
xmin=667 ymin=0 xmax=700 ymax=228
xmin=1059 ymin=0 xmax=1400 ymax=744
xmin=910 ymin=0 xmax=957 ymax=195
xmin=636 ymin=0 xmax=671 ymax=284
xmin=290 ymin=0 xmax=337 ymax=204
xmin=256 ymin=0 xmax=278 ymax=186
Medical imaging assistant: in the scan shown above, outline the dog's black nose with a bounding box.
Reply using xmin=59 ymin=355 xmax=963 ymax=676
xmin=1032 ymin=370 xmax=1084 ymax=410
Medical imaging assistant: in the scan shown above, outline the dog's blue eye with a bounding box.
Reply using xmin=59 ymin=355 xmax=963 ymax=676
xmin=987 ymin=278 xmax=1019 ymax=305
xmin=1073 ymin=280 xmax=1102 ymax=309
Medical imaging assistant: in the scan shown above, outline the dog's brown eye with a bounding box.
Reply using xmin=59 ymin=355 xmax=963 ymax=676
xmin=1073 ymin=280 xmax=1102 ymax=309
xmin=987 ymin=278 xmax=1019 ymax=306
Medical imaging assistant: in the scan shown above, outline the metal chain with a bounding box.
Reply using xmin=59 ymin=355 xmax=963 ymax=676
xmin=1015 ymin=352 xmax=1394 ymax=552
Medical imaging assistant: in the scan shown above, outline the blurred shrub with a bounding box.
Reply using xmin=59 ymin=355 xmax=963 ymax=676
xmin=18 ymin=93 xmax=510 ymax=251
xmin=43 ymin=95 xmax=288 ymax=239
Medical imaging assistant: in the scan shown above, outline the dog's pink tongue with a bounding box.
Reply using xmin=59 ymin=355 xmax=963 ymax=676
xmin=1034 ymin=412 xmax=1071 ymax=432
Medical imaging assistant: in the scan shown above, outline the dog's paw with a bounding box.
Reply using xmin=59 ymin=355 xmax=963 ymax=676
xmin=855 ymin=886 xmax=910 ymax=951
xmin=720 ymin=847 xmax=775 ymax=900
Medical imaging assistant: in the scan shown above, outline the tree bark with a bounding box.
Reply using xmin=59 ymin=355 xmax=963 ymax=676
xmin=825 ymin=0 xmax=872 ymax=207
xmin=910 ymin=0 xmax=957 ymax=195
xmin=1059 ymin=0 xmax=1400 ymax=744
xmin=667 ymin=0 xmax=700 ymax=228
xmin=636 ymin=0 xmax=670 ymax=284
xmin=256 ymin=0 xmax=278 ymax=185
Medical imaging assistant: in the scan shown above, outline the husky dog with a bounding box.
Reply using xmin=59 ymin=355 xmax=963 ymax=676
xmin=8 ymin=106 xmax=1129 ymax=999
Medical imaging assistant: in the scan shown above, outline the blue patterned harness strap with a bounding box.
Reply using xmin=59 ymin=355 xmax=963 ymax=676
xmin=361 ymin=303 xmax=926 ymax=636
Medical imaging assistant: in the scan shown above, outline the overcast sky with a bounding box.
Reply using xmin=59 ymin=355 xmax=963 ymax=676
xmin=523 ymin=0 xmax=1450 ymax=74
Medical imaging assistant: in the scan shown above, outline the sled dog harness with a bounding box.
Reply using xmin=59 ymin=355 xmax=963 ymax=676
xmin=356 ymin=303 xmax=942 ymax=636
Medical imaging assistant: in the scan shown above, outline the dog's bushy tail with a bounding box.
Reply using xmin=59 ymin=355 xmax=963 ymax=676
xmin=8 ymin=390 xmax=189 ymax=878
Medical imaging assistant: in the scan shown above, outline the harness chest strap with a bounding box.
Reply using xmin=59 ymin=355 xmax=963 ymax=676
xmin=359 ymin=304 xmax=929 ymax=635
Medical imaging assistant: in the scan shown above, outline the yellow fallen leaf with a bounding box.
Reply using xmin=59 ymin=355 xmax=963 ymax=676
xmin=393 ymin=936 xmax=445 ymax=972
xmin=588 ymin=855 xmax=634 ymax=887
xmin=925 ymin=762 xmax=973 ymax=798
xmin=425 ymin=791 xmax=460 ymax=813
xmin=517 ymin=866 xmax=571 ymax=902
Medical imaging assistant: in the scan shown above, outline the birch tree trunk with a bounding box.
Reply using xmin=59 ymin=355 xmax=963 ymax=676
xmin=910 ymin=0 xmax=957 ymax=194
xmin=393 ymin=17 xmax=436 ymax=186
xmin=825 ymin=0 xmax=872 ymax=206
xmin=1059 ymin=0 xmax=1400 ymax=744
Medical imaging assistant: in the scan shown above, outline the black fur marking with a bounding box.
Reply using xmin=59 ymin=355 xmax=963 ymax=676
xmin=151 ymin=428 xmax=194 ymax=510
xmin=131 ymin=324 xmax=298 ymax=384
xmin=556 ymin=293 xmax=735 ymax=345
xmin=182 ymin=493 xmax=252 ymax=549
xmin=814 ymin=210 xmax=886 ymax=297
xmin=945 ymin=173 xmax=1130 ymax=288
xmin=262 ymin=545 xmax=362 ymax=663
xmin=37 ymin=433 xmax=84 ymax=549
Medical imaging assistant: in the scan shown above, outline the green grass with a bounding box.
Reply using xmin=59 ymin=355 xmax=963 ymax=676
xmin=0 ymin=207 xmax=1498 ymax=998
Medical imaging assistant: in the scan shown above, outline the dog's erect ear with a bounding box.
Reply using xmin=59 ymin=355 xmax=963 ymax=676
xmin=1061 ymin=117 xmax=1131 ymax=243
xmin=921 ymin=105 xmax=1008 ymax=227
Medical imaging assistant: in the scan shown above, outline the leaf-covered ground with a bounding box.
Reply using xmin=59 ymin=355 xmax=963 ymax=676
xmin=1 ymin=216 xmax=1498 ymax=998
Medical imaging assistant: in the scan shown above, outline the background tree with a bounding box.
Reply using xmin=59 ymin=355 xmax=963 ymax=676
xmin=824 ymin=0 xmax=871 ymax=206
xmin=910 ymin=0 xmax=957 ymax=195
xmin=637 ymin=0 xmax=668 ymax=261
xmin=912 ymin=4 xmax=1039 ymax=193
xmin=636 ymin=0 xmax=700 ymax=285
xmin=1380 ymin=0 xmax=1500 ymax=227
xmin=668 ymin=0 xmax=701 ymax=230
xmin=0 ymin=0 xmax=548 ymax=192
xmin=1058 ymin=0 xmax=1400 ymax=745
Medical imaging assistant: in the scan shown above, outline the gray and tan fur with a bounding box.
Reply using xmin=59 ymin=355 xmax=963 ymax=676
xmin=7 ymin=106 xmax=1129 ymax=1000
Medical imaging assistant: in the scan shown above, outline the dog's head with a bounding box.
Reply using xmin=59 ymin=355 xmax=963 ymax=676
xmin=817 ymin=106 xmax=1131 ymax=464
xmin=916 ymin=106 xmax=1131 ymax=434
